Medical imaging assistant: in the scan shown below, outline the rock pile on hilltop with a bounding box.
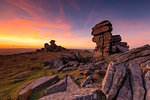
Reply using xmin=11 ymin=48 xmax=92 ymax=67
xmin=36 ymin=40 xmax=66 ymax=52
xmin=92 ymin=20 xmax=129 ymax=58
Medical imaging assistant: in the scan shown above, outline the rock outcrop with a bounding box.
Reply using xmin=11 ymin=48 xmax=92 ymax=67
xmin=44 ymin=52 xmax=93 ymax=71
xmin=36 ymin=40 xmax=67 ymax=52
xmin=102 ymin=44 xmax=150 ymax=100
xmin=92 ymin=20 xmax=129 ymax=58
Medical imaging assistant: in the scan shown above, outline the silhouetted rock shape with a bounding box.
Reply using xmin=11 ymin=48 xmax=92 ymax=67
xmin=38 ymin=40 xmax=67 ymax=52
xmin=91 ymin=20 xmax=129 ymax=58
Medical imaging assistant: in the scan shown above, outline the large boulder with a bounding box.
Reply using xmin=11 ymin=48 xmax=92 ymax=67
xmin=39 ymin=88 xmax=101 ymax=100
xmin=102 ymin=61 xmax=126 ymax=100
xmin=114 ymin=44 xmax=150 ymax=63
xmin=116 ymin=74 xmax=132 ymax=100
xmin=45 ymin=78 xmax=67 ymax=95
xmin=44 ymin=75 xmax=79 ymax=96
xmin=18 ymin=75 xmax=58 ymax=99
xmin=67 ymin=75 xmax=80 ymax=92
xmin=53 ymin=59 xmax=63 ymax=67
xmin=144 ymin=71 xmax=150 ymax=100
xmin=129 ymin=63 xmax=145 ymax=100
xmin=102 ymin=44 xmax=150 ymax=100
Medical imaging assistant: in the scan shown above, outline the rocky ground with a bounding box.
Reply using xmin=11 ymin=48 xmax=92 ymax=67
xmin=1 ymin=20 xmax=150 ymax=100
xmin=0 ymin=49 xmax=92 ymax=100
xmin=15 ymin=44 xmax=150 ymax=100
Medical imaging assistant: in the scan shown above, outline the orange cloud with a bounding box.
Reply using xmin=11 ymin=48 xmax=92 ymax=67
xmin=5 ymin=19 xmax=71 ymax=31
xmin=0 ymin=18 xmax=94 ymax=49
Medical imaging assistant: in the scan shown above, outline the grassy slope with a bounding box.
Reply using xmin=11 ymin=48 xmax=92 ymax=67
xmin=0 ymin=50 xmax=92 ymax=100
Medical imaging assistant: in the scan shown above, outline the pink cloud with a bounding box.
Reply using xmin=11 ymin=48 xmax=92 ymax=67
xmin=57 ymin=0 xmax=65 ymax=21
xmin=69 ymin=1 xmax=80 ymax=10
xmin=127 ymin=39 xmax=150 ymax=49
xmin=6 ymin=0 xmax=44 ymax=17
xmin=86 ymin=9 xmax=95 ymax=25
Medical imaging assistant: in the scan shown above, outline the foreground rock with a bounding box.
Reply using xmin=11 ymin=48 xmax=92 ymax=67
xmin=144 ymin=71 xmax=150 ymax=100
xmin=18 ymin=75 xmax=58 ymax=99
xmin=45 ymin=75 xmax=79 ymax=95
xmin=40 ymin=88 xmax=101 ymax=100
xmin=80 ymin=75 xmax=93 ymax=87
xmin=45 ymin=78 xmax=67 ymax=95
xmin=40 ymin=75 xmax=101 ymax=100
xmin=102 ymin=44 xmax=150 ymax=100
xmin=102 ymin=61 xmax=126 ymax=99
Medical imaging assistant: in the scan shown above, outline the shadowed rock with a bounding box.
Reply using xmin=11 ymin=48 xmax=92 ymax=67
xmin=18 ymin=75 xmax=58 ymax=99
xmin=67 ymin=75 xmax=80 ymax=92
xmin=117 ymin=74 xmax=132 ymax=100
xmin=80 ymin=75 xmax=93 ymax=87
xmin=102 ymin=61 xmax=126 ymax=100
xmin=45 ymin=78 xmax=67 ymax=95
xmin=38 ymin=40 xmax=67 ymax=52
xmin=144 ymin=71 xmax=150 ymax=100
xmin=129 ymin=63 xmax=145 ymax=100
xmin=44 ymin=75 xmax=79 ymax=96
xmin=40 ymin=88 xmax=101 ymax=100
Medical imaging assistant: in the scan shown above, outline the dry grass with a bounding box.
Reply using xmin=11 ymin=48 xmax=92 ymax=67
xmin=0 ymin=49 xmax=92 ymax=100
xmin=16 ymin=89 xmax=32 ymax=100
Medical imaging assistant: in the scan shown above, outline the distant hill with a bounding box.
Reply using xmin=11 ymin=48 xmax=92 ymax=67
xmin=0 ymin=48 xmax=37 ymax=55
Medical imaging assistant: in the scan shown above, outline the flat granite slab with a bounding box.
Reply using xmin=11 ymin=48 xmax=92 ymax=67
xmin=18 ymin=75 xmax=58 ymax=97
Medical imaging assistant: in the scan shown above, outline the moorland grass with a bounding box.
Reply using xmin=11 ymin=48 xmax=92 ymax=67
xmin=0 ymin=49 xmax=92 ymax=100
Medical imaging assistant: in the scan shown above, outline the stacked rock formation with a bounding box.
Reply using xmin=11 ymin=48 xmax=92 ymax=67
xmin=92 ymin=20 xmax=129 ymax=58
xmin=44 ymin=40 xmax=66 ymax=52
xmin=36 ymin=40 xmax=66 ymax=52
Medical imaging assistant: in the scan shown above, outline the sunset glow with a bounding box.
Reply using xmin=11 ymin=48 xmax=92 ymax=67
xmin=0 ymin=0 xmax=150 ymax=49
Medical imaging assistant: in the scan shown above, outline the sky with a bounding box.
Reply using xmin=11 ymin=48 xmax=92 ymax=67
xmin=0 ymin=0 xmax=150 ymax=49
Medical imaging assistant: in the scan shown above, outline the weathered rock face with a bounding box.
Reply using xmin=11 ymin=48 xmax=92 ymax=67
xmin=40 ymin=75 xmax=101 ymax=100
xmin=45 ymin=78 xmax=67 ymax=95
xmin=45 ymin=75 xmax=79 ymax=96
xmin=102 ymin=44 xmax=150 ymax=100
xmin=40 ymin=88 xmax=101 ymax=100
xmin=144 ymin=71 xmax=150 ymax=100
xmin=92 ymin=20 xmax=129 ymax=58
xmin=102 ymin=61 xmax=126 ymax=100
